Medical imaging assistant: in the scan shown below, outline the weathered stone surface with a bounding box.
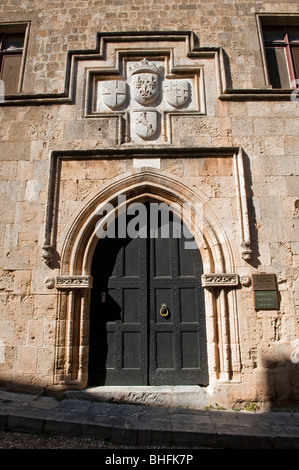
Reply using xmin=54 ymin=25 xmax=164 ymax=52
xmin=0 ymin=0 xmax=298 ymax=407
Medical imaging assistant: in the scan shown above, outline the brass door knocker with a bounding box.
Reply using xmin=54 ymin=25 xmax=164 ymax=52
xmin=160 ymin=303 xmax=169 ymax=318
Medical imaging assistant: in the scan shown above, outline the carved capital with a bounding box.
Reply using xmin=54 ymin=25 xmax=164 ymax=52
xmin=202 ymin=273 xmax=239 ymax=288
xmin=55 ymin=275 xmax=93 ymax=290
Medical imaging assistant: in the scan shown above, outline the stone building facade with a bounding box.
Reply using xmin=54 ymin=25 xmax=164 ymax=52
xmin=0 ymin=0 xmax=298 ymax=408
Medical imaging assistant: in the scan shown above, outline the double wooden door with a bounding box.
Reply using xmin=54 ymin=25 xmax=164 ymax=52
xmin=88 ymin=205 xmax=208 ymax=386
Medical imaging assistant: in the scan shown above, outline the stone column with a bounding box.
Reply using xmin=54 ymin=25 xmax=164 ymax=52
xmin=55 ymin=275 xmax=93 ymax=387
xmin=202 ymin=273 xmax=240 ymax=382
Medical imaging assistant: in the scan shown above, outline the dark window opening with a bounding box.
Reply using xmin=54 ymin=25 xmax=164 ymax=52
xmin=0 ymin=32 xmax=25 ymax=94
xmin=263 ymin=25 xmax=299 ymax=89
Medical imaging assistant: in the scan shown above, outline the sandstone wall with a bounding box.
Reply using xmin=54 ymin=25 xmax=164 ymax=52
xmin=0 ymin=0 xmax=298 ymax=406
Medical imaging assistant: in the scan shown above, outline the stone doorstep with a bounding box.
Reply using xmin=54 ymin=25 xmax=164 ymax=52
xmin=66 ymin=385 xmax=209 ymax=409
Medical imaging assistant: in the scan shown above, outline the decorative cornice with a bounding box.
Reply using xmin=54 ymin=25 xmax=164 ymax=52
xmin=202 ymin=273 xmax=239 ymax=288
xmin=55 ymin=275 xmax=93 ymax=290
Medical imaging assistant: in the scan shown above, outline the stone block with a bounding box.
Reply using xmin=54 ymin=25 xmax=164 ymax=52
xmin=16 ymin=346 xmax=37 ymax=374
xmin=26 ymin=320 xmax=44 ymax=347
xmin=259 ymin=197 xmax=283 ymax=219
xmin=43 ymin=417 xmax=81 ymax=436
xmin=24 ymin=180 xmax=44 ymax=202
xmin=65 ymin=121 xmax=85 ymax=140
xmin=286 ymin=176 xmax=299 ymax=197
xmin=253 ymin=118 xmax=284 ymax=136
xmin=232 ymin=118 xmax=253 ymax=136
xmin=8 ymin=415 xmax=44 ymax=433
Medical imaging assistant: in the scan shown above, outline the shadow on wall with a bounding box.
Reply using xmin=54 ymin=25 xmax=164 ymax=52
xmin=0 ymin=377 xmax=61 ymax=397
xmin=262 ymin=347 xmax=299 ymax=409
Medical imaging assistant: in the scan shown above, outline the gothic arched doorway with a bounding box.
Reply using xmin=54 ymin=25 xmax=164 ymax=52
xmin=88 ymin=202 xmax=208 ymax=386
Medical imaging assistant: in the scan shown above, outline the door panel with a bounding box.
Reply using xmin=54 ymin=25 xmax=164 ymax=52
xmin=180 ymin=288 xmax=197 ymax=323
xmin=123 ymin=288 xmax=140 ymax=323
xmin=89 ymin=204 xmax=208 ymax=386
xmin=182 ymin=332 xmax=200 ymax=368
xmin=154 ymin=235 xmax=172 ymax=276
xmin=123 ymin=332 xmax=140 ymax=368
xmin=156 ymin=332 xmax=174 ymax=368
xmin=89 ymin=233 xmax=147 ymax=385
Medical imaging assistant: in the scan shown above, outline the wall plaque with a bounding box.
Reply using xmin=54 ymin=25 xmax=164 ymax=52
xmin=253 ymin=290 xmax=279 ymax=310
xmin=252 ymin=274 xmax=278 ymax=310
xmin=252 ymin=274 xmax=277 ymax=291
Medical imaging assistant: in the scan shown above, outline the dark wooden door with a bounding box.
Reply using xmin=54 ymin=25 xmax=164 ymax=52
xmin=88 ymin=205 xmax=208 ymax=386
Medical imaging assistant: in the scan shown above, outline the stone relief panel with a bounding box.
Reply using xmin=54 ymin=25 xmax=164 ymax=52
xmin=93 ymin=57 xmax=201 ymax=143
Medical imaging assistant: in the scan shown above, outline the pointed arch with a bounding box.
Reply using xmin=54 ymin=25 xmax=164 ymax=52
xmin=54 ymin=170 xmax=241 ymax=388
xmin=60 ymin=170 xmax=235 ymax=276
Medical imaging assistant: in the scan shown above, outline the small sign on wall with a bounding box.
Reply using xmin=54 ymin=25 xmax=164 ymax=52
xmin=252 ymin=274 xmax=279 ymax=310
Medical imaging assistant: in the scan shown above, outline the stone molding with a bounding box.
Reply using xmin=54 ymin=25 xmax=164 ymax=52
xmin=41 ymin=146 xmax=253 ymax=267
xmin=53 ymin=172 xmax=242 ymax=387
xmin=55 ymin=275 xmax=93 ymax=290
xmin=0 ymin=30 xmax=295 ymax=106
xmin=202 ymin=273 xmax=239 ymax=288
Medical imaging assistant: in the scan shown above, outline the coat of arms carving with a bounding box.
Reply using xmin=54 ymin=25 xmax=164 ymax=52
xmin=94 ymin=57 xmax=200 ymax=143
xmin=130 ymin=58 xmax=162 ymax=105
xmin=164 ymin=80 xmax=190 ymax=108
xmin=134 ymin=110 xmax=158 ymax=140
xmin=101 ymin=80 xmax=127 ymax=110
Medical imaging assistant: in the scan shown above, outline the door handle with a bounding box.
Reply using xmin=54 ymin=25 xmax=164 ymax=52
xmin=160 ymin=303 xmax=169 ymax=318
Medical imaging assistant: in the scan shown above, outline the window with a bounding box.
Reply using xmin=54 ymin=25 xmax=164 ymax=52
xmin=263 ymin=25 xmax=299 ymax=89
xmin=0 ymin=23 xmax=29 ymax=94
xmin=0 ymin=32 xmax=24 ymax=94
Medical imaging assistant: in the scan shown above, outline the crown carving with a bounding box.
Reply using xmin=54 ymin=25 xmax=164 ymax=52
xmin=129 ymin=58 xmax=163 ymax=76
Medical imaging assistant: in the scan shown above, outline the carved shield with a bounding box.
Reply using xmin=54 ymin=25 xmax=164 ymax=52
xmin=101 ymin=80 xmax=126 ymax=110
xmin=132 ymin=73 xmax=159 ymax=105
xmin=164 ymin=80 xmax=190 ymax=108
xmin=133 ymin=110 xmax=157 ymax=139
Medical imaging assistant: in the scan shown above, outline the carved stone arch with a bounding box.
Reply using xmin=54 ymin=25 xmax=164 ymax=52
xmin=54 ymin=170 xmax=241 ymax=388
xmin=60 ymin=170 xmax=233 ymax=275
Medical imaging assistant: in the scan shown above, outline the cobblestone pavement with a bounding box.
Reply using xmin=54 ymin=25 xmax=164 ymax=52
xmin=0 ymin=430 xmax=118 ymax=449
xmin=0 ymin=430 xmax=191 ymax=450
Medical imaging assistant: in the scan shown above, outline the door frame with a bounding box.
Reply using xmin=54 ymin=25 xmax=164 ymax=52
xmin=88 ymin=203 xmax=209 ymax=386
xmin=53 ymin=170 xmax=242 ymax=389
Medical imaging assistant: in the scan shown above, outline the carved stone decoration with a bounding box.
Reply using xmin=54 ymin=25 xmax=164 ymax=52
xmin=241 ymin=241 xmax=253 ymax=261
xmin=240 ymin=275 xmax=251 ymax=287
xmin=93 ymin=54 xmax=201 ymax=142
xmin=130 ymin=58 xmax=162 ymax=105
xmin=202 ymin=273 xmax=239 ymax=288
xmin=164 ymin=80 xmax=190 ymax=108
xmin=55 ymin=275 xmax=93 ymax=290
xmin=44 ymin=277 xmax=55 ymax=289
xmin=42 ymin=245 xmax=53 ymax=266
xmin=133 ymin=110 xmax=158 ymax=139
xmin=101 ymin=80 xmax=126 ymax=109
